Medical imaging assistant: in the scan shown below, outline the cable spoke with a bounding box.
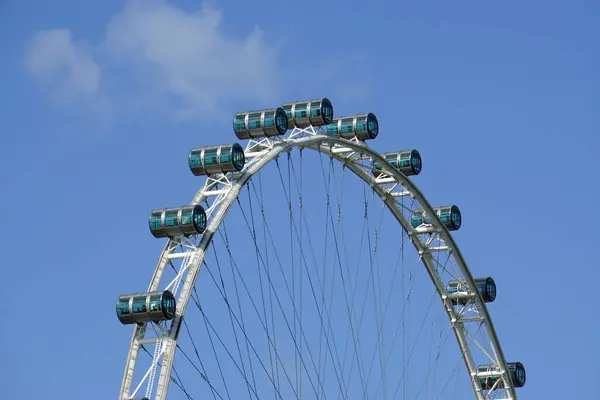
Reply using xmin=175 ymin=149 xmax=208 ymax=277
xmin=122 ymin=136 xmax=518 ymax=400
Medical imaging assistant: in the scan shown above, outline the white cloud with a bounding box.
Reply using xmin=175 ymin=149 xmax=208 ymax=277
xmin=24 ymin=0 xmax=373 ymax=123
xmin=25 ymin=28 xmax=101 ymax=98
xmin=24 ymin=0 xmax=283 ymax=121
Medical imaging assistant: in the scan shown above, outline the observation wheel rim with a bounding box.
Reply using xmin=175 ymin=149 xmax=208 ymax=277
xmin=121 ymin=134 xmax=516 ymax=400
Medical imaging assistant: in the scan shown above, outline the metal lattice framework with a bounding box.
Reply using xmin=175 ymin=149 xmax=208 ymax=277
xmin=119 ymin=125 xmax=517 ymax=400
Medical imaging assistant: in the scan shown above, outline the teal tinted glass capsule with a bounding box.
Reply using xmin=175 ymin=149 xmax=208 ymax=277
xmin=410 ymin=205 xmax=461 ymax=231
xmin=481 ymin=277 xmax=496 ymax=302
xmin=512 ymin=362 xmax=526 ymax=388
xmin=189 ymin=143 xmax=245 ymax=176
xmin=148 ymin=205 xmax=207 ymax=238
xmin=477 ymin=362 xmax=526 ymax=389
xmin=132 ymin=295 xmax=147 ymax=314
xmin=233 ymin=108 xmax=288 ymax=139
xmin=326 ymin=120 xmax=340 ymax=136
xmin=356 ymin=113 xmax=379 ymax=140
xmin=116 ymin=290 xmax=176 ymax=325
xmin=281 ymin=98 xmax=334 ymax=128
xmin=340 ymin=117 xmax=355 ymax=138
xmin=325 ymin=113 xmax=379 ymax=141
xmin=149 ymin=210 xmax=162 ymax=232
xmin=164 ymin=209 xmax=178 ymax=228
xmin=372 ymin=150 xmax=422 ymax=177
xmin=116 ymin=297 xmax=130 ymax=318
xmin=447 ymin=277 xmax=496 ymax=305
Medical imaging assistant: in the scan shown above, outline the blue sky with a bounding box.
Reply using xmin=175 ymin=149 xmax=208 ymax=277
xmin=1 ymin=0 xmax=599 ymax=399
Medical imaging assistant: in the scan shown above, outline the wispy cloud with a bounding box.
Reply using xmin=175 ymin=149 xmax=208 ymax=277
xmin=24 ymin=0 xmax=287 ymax=122
xmin=26 ymin=28 xmax=101 ymax=98
xmin=24 ymin=0 xmax=372 ymax=124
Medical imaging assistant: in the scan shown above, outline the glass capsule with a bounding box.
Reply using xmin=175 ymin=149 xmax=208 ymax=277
xmin=189 ymin=143 xmax=245 ymax=176
xmin=478 ymin=362 xmax=526 ymax=389
xmin=149 ymin=205 xmax=207 ymax=238
xmin=372 ymin=150 xmax=422 ymax=177
xmin=233 ymin=107 xmax=288 ymax=139
xmin=281 ymin=98 xmax=334 ymax=128
xmin=447 ymin=277 xmax=496 ymax=305
xmin=116 ymin=290 xmax=176 ymax=325
xmin=411 ymin=205 xmax=461 ymax=231
xmin=325 ymin=113 xmax=379 ymax=140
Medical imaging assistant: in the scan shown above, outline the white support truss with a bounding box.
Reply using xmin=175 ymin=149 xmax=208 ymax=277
xmin=119 ymin=125 xmax=518 ymax=400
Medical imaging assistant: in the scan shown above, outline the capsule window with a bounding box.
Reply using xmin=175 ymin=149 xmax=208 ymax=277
xmin=309 ymin=102 xmax=321 ymax=118
xmin=340 ymin=118 xmax=354 ymax=134
xmin=162 ymin=294 xmax=176 ymax=319
xmin=294 ymin=103 xmax=308 ymax=119
xmin=204 ymin=148 xmax=218 ymax=167
xmin=234 ymin=114 xmax=246 ymax=132
xmin=117 ymin=298 xmax=130 ymax=316
xmin=411 ymin=151 xmax=422 ymax=173
xmin=322 ymin=100 xmax=333 ymax=123
xmin=263 ymin=114 xmax=275 ymax=128
xmin=231 ymin=144 xmax=245 ymax=171
xmin=149 ymin=302 xmax=160 ymax=313
xmin=451 ymin=207 xmax=461 ymax=229
xmin=439 ymin=210 xmax=451 ymax=225
xmin=487 ymin=279 xmax=496 ymax=300
xmin=132 ymin=296 xmax=147 ymax=314
xmin=367 ymin=114 xmax=379 ymax=136
xmin=248 ymin=112 xmax=262 ymax=129
xmin=411 ymin=213 xmax=424 ymax=227
xmin=326 ymin=123 xmax=339 ymax=136
xmin=219 ymin=149 xmax=232 ymax=164
xmin=399 ymin=153 xmax=410 ymax=168
xmin=189 ymin=151 xmax=202 ymax=168
xmin=282 ymin=106 xmax=293 ymax=120
xmin=180 ymin=207 xmax=193 ymax=226
xmin=275 ymin=108 xmax=287 ymax=133
xmin=149 ymin=293 xmax=162 ymax=312
xmin=164 ymin=210 xmax=179 ymax=228
xmin=193 ymin=205 xmax=207 ymax=233
xmin=355 ymin=119 xmax=367 ymax=134
xmin=149 ymin=212 xmax=162 ymax=231
xmin=515 ymin=365 xmax=525 ymax=385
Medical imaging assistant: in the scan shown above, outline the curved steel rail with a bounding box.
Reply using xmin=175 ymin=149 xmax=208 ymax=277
xmin=120 ymin=133 xmax=516 ymax=400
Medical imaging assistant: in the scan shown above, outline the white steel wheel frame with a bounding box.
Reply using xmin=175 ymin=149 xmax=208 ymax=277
xmin=119 ymin=129 xmax=516 ymax=400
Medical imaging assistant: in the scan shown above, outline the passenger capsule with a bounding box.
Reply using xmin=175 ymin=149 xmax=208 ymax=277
xmin=116 ymin=290 xmax=176 ymax=325
xmin=149 ymin=205 xmax=207 ymax=238
xmin=411 ymin=205 xmax=462 ymax=231
xmin=233 ymin=107 xmax=288 ymax=139
xmin=478 ymin=362 xmax=526 ymax=389
xmin=189 ymin=143 xmax=245 ymax=176
xmin=325 ymin=113 xmax=379 ymax=140
xmin=281 ymin=98 xmax=334 ymax=128
xmin=372 ymin=150 xmax=422 ymax=177
xmin=447 ymin=277 xmax=496 ymax=305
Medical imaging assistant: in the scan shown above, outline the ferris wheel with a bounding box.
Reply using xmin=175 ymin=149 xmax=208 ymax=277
xmin=116 ymin=98 xmax=526 ymax=400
